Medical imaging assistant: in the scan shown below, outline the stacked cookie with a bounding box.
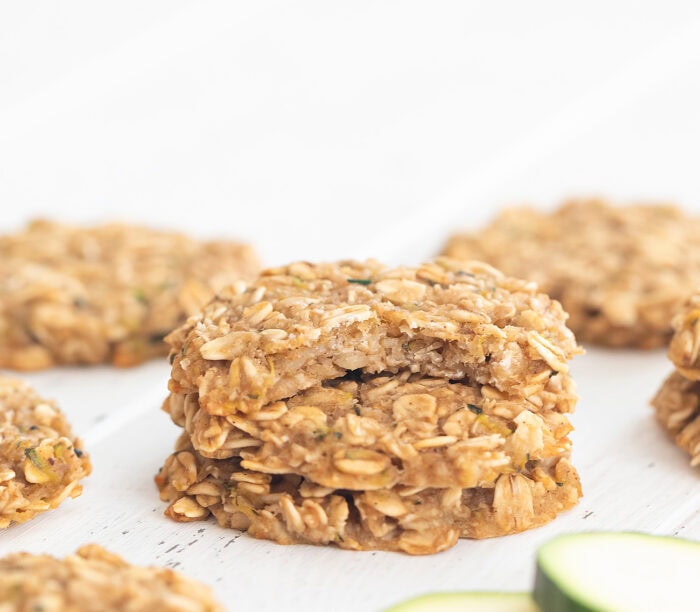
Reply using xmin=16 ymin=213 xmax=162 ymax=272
xmin=443 ymin=199 xmax=700 ymax=348
xmin=652 ymin=292 xmax=700 ymax=466
xmin=0 ymin=376 xmax=91 ymax=528
xmin=156 ymin=258 xmax=582 ymax=554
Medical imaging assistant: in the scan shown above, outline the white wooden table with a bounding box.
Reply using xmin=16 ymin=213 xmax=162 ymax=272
xmin=2 ymin=2 xmax=700 ymax=610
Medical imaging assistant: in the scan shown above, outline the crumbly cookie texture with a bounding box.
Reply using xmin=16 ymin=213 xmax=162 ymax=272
xmin=158 ymin=259 xmax=582 ymax=554
xmin=652 ymin=293 xmax=700 ymax=465
xmin=652 ymin=372 xmax=700 ymax=466
xmin=0 ymin=544 xmax=223 ymax=611
xmin=164 ymin=371 xmax=576 ymax=489
xmin=156 ymin=433 xmax=581 ymax=555
xmin=442 ymin=199 xmax=700 ymax=348
xmin=0 ymin=377 xmax=90 ymax=528
xmin=0 ymin=219 xmax=259 ymax=370
xmin=667 ymin=291 xmax=700 ymax=380
xmin=167 ymin=258 xmax=580 ymax=414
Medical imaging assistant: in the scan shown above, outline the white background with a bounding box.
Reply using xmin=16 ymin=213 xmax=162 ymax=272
xmin=1 ymin=2 xmax=700 ymax=611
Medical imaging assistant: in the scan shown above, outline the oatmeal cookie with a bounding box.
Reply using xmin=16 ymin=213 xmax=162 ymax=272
xmin=157 ymin=259 xmax=581 ymax=553
xmin=163 ymin=371 xmax=576 ymax=490
xmin=0 ymin=219 xmax=259 ymax=370
xmin=667 ymin=290 xmax=700 ymax=380
xmin=0 ymin=377 xmax=90 ymax=528
xmin=651 ymin=371 xmax=700 ymax=466
xmin=167 ymin=258 xmax=580 ymax=417
xmin=442 ymin=200 xmax=700 ymax=348
xmin=651 ymin=293 xmax=700 ymax=465
xmin=156 ymin=433 xmax=581 ymax=555
xmin=0 ymin=544 xmax=222 ymax=611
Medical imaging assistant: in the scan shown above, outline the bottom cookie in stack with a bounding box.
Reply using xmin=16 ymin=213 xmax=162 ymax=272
xmin=652 ymin=291 xmax=700 ymax=466
xmin=156 ymin=431 xmax=579 ymax=555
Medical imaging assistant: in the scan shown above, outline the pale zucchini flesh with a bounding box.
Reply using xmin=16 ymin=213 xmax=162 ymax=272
xmin=534 ymin=532 xmax=700 ymax=612
xmin=385 ymin=592 xmax=537 ymax=611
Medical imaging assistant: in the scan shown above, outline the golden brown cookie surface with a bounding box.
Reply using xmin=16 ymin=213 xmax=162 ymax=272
xmin=443 ymin=200 xmax=700 ymax=348
xmin=0 ymin=544 xmax=223 ymax=611
xmin=157 ymin=259 xmax=582 ymax=554
xmin=651 ymin=371 xmax=700 ymax=466
xmin=0 ymin=219 xmax=259 ymax=369
xmin=0 ymin=376 xmax=90 ymax=528
xmin=667 ymin=291 xmax=700 ymax=380
xmin=156 ymin=432 xmax=581 ymax=555
xmin=164 ymin=371 xmax=576 ymax=489
xmin=651 ymin=292 xmax=700 ymax=465
xmin=167 ymin=258 xmax=579 ymax=413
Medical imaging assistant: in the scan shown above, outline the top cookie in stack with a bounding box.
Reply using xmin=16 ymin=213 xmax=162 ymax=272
xmin=0 ymin=220 xmax=259 ymax=370
xmin=157 ymin=259 xmax=582 ymax=554
xmin=442 ymin=200 xmax=700 ymax=348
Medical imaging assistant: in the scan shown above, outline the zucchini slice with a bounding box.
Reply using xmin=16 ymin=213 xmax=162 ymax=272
xmin=385 ymin=592 xmax=537 ymax=611
xmin=535 ymin=532 xmax=700 ymax=611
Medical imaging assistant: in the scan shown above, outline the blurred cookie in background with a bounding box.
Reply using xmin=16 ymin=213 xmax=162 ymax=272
xmin=0 ymin=220 xmax=259 ymax=369
xmin=443 ymin=199 xmax=700 ymax=348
